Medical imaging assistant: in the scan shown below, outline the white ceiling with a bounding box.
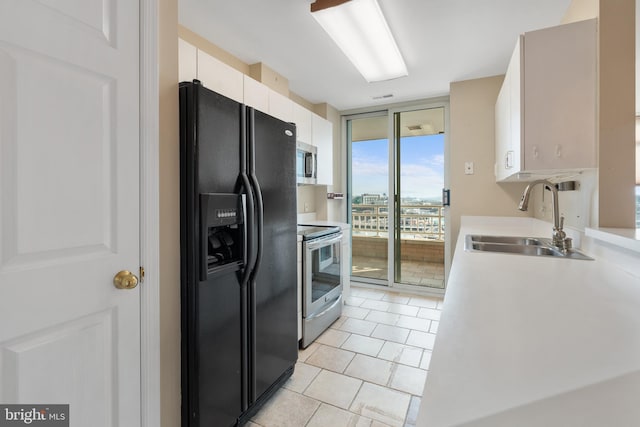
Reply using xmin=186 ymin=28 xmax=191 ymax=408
xmin=179 ymin=0 xmax=573 ymax=111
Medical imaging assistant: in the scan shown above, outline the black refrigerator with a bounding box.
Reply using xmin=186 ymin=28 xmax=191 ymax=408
xmin=179 ymin=80 xmax=298 ymax=427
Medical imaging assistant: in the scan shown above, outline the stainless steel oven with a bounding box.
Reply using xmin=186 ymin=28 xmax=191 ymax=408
xmin=298 ymin=225 xmax=343 ymax=348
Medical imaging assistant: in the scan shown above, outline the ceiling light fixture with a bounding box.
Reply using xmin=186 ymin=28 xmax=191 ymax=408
xmin=310 ymin=0 xmax=408 ymax=83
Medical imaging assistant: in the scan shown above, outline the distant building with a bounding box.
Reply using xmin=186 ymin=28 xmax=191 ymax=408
xmin=362 ymin=194 xmax=386 ymax=205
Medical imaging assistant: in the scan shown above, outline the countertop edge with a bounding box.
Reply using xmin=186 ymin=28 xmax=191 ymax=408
xmin=585 ymin=227 xmax=640 ymax=254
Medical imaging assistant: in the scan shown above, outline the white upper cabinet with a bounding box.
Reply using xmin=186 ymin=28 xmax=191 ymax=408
xmin=495 ymin=18 xmax=597 ymax=182
xmin=292 ymin=103 xmax=313 ymax=144
xmin=313 ymin=113 xmax=333 ymax=186
xmin=243 ymin=75 xmax=269 ymax=113
xmin=495 ymin=40 xmax=522 ymax=181
xmin=268 ymin=90 xmax=294 ymax=123
xmin=197 ymin=49 xmax=244 ymax=103
xmin=179 ymin=38 xmax=198 ymax=83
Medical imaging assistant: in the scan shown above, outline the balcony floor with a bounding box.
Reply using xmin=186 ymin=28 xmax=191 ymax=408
xmin=352 ymin=256 xmax=445 ymax=289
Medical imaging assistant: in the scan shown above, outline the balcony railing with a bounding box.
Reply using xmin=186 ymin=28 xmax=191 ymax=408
xmin=351 ymin=203 xmax=445 ymax=241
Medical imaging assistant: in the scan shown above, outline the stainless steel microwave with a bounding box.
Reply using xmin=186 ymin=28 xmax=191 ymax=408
xmin=296 ymin=141 xmax=317 ymax=185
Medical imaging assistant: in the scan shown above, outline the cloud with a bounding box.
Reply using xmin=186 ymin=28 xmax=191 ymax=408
xmin=429 ymin=154 xmax=445 ymax=167
xmin=352 ymin=160 xmax=443 ymax=199
xmin=351 ymin=143 xmax=444 ymax=199
xmin=400 ymin=163 xmax=443 ymax=199
xmin=352 ymin=159 xmax=388 ymax=176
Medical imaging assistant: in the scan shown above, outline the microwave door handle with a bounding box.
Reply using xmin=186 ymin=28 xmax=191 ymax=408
xmin=312 ymin=152 xmax=317 ymax=178
xmin=305 ymin=152 xmax=313 ymax=177
xmin=306 ymin=232 xmax=343 ymax=250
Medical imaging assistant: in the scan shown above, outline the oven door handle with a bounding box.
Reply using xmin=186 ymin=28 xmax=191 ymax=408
xmin=306 ymin=232 xmax=343 ymax=250
xmin=306 ymin=294 xmax=342 ymax=321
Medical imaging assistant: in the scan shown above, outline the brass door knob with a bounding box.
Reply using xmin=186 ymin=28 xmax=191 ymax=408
xmin=113 ymin=270 xmax=139 ymax=289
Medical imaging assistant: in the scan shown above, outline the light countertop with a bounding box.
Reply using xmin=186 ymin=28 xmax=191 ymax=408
xmin=417 ymin=216 xmax=640 ymax=426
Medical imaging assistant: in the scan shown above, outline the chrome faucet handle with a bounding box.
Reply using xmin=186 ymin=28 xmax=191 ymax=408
xmin=553 ymin=216 xmax=572 ymax=251
xmin=553 ymin=216 xmax=565 ymax=233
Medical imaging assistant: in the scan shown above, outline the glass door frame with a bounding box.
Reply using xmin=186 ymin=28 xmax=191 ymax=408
xmin=344 ymin=99 xmax=451 ymax=295
xmin=388 ymin=102 xmax=450 ymax=295
xmin=346 ymin=110 xmax=390 ymax=288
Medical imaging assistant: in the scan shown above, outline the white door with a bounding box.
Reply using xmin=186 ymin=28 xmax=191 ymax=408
xmin=0 ymin=1 xmax=141 ymax=426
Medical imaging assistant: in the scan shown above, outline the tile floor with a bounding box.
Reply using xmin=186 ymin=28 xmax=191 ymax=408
xmin=249 ymin=286 xmax=444 ymax=427
xmin=351 ymin=257 xmax=445 ymax=289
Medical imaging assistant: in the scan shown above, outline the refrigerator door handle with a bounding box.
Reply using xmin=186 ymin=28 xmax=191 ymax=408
xmin=247 ymin=108 xmax=265 ymax=278
xmin=239 ymin=105 xmax=258 ymax=289
xmin=239 ymin=173 xmax=255 ymax=287
xmin=249 ymin=174 xmax=264 ymax=275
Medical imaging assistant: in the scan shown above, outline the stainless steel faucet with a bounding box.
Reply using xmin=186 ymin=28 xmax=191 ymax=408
xmin=518 ymin=179 xmax=572 ymax=251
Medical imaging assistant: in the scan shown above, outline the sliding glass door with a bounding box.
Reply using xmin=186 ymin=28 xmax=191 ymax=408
xmin=347 ymin=103 xmax=449 ymax=292
xmin=393 ymin=107 xmax=446 ymax=289
xmin=348 ymin=113 xmax=390 ymax=285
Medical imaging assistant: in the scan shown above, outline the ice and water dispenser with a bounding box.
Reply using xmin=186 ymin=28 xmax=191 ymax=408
xmin=199 ymin=193 xmax=245 ymax=280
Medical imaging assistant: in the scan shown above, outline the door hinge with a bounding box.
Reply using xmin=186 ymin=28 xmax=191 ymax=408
xmin=139 ymin=266 xmax=145 ymax=283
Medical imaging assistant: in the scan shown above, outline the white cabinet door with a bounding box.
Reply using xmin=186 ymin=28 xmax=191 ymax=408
xmin=508 ymin=38 xmax=523 ymax=175
xmin=179 ymin=38 xmax=197 ymax=83
xmin=495 ymin=71 xmax=511 ymax=180
xmin=268 ymin=90 xmax=293 ymax=123
xmin=495 ymin=38 xmax=522 ymax=181
xmin=198 ymin=50 xmax=244 ymax=103
xmin=313 ymin=114 xmax=334 ymax=186
xmin=244 ymin=75 xmax=269 ymax=113
xmin=522 ymin=19 xmax=597 ymax=171
xmin=293 ymin=103 xmax=312 ymax=144
xmin=0 ymin=1 xmax=141 ymax=425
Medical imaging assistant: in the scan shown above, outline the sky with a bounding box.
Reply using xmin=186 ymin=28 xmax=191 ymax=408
xmin=352 ymin=134 xmax=444 ymax=200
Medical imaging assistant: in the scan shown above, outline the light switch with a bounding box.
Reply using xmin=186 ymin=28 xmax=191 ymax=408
xmin=464 ymin=161 xmax=474 ymax=175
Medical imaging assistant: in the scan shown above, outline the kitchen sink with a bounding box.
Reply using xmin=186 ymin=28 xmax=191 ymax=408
xmin=467 ymin=235 xmax=547 ymax=246
xmin=465 ymin=235 xmax=593 ymax=260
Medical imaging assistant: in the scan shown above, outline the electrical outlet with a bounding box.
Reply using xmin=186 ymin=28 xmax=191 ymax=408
xmin=464 ymin=161 xmax=474 ymax=175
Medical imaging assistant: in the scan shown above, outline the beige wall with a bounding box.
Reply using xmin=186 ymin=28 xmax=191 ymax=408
xmin=449 ymin=76 xmax=529 ymax=256
xmin=561 ymin=0 xmax=597 ymax=22
xmin=297 ymin=185 xmax=317 ymax=215
xmin=159 ymin=0 xmax=181 ymax=426
xmin=597 ymin=0 xmax=636 ymax=227
xmin=178 ymin=25 xmax=250 ymax=76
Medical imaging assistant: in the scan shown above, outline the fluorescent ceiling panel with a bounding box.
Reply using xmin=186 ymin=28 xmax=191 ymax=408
xmin=311 ymin=0 xmax=408 ymax=82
